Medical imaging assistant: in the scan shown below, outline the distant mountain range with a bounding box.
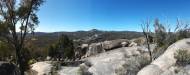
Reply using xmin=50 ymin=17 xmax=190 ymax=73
xmin=26 ymin=29 xmax=144 ymax=53
xmin=32 ymin=29 xmax=143 ymax=42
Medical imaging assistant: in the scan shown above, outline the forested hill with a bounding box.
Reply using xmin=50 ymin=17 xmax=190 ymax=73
xmin=25 ymin=29 xmax=143 ymax=57
xmin=31 ymin=29 xmax=143 ymax=43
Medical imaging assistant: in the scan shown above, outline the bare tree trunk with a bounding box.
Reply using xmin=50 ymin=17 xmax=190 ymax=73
xmin=145 ymin=35 xmax=153 ymax=61
xmin=15 ymin=45 xmax=25 ymax=75
xmin=141 ymin=20 xmax=153 ymax=62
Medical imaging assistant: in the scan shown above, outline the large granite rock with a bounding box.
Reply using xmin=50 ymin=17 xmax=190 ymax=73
xmin=30 ymin=44 xmax=156 ymax=75
xmin=137 ymin=38 xmax=190 ymax=75
xmin=85 ymin=39 xmax=130 ymax=57
xmin=0 ymin=61 xmax=19 ymax=75
xmin=85 ymin=43 xmax=104 ymax=57
xmin=82 ymin=45 xmax=155 ymax=75
xmin=102 ymin=39 xmax=130 ymax=50
xmin=75 ymin=44 xmax=89 ymax=59
xmin=31 ymin=61 xmax=52 ymax=75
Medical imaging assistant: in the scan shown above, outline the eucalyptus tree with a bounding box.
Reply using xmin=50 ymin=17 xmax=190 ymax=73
xmin=0 ymin=0 xmax=44 ymax=75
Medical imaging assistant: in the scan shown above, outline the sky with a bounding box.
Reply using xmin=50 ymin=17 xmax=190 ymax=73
xmin=36 ymin=0 xmax=190 ymax=32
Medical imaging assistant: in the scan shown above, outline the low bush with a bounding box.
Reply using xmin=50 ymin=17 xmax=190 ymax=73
xmin=115 ymin=66 xmax=126 ymax=75
xmin=78 ymin=63 xmax=92 ymax=75
xmin=174 ymin=50 xmax=190 ymax=66
xmin=121 ymin=55 xmax=150 ymax=75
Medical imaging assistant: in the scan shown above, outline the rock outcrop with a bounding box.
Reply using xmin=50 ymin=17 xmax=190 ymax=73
xmin=82 ymin=45 xmax=155 ymax=75
xmin=137 ymin=38 xmax=190 ymax=75
xmin=84 ymin=39 xmax=130 ymax=57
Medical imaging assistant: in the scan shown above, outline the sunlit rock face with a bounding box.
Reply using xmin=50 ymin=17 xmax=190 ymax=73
xmin=30 ymin=61 xmax=52 ymax=75
xmin=138 ymin=38 xmax=190 ymax=75
xmin=82 ymin=45 xmax=155 ymax=75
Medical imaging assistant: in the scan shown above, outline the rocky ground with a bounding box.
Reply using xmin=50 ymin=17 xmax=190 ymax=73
xmin=30 ymin=43 xmax=156 ymax=75
xmin=138 ymin=38 xmax=190 ymax=75
xmin=3 ymin=38 xmax=190 ymax=75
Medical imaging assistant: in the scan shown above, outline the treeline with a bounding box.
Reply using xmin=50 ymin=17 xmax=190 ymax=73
xmin=48 ymin=34 xmax=75 ymax=61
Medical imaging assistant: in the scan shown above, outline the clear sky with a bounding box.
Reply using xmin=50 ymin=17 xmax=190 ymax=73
xmin=36 ymin=0 xmax=190 ymax=32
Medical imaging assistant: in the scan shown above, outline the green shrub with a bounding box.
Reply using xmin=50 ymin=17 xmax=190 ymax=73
xmin=28 ymin=59 xmax=37 ymax=65
xmin=48 ymin=34 xmax=75 ymax=60
xmin=153 ymin=45 xmax=168 ymax=59
xmin=115 ymin=66 xmax=127 ymax=75
xmin=0 ymin=41 xmax=15 ymax=61
xmin=174 ymin=50 xmax=190 ymax=66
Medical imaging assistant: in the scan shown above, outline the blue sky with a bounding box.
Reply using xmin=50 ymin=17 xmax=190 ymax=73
xmin=36 ymin=0 xmax=190 ymax=32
